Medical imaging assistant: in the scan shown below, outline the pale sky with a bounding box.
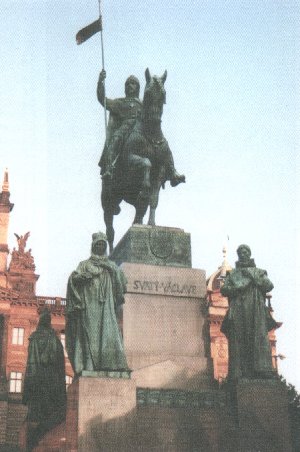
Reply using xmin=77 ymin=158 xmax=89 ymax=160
xmin=0 ymin=1 xmax=299 ymax=389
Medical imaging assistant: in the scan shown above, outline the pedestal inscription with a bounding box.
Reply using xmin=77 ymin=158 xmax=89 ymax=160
xmin=124 ymin=262 xmax=206 ymax=298
xmin=121 ymin=261 xmax=209 ymax=390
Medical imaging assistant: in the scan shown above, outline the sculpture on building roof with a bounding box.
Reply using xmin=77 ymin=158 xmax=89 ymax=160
xmin=99 ymin=69 xmax=185 ymax=253
xmin=221 ymin=244 xmax=277 ymax=380
xmin=14 ymin=231 xmax=30 ymax=253
xmin=10 ymin=231 xmax=35 ymax=272
xmin=66 ymin=232 xmax=129 ymax=375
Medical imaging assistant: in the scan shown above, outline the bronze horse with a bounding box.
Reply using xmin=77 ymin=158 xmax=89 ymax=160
xmin=101 ymin=69 xmax=182 ymax=253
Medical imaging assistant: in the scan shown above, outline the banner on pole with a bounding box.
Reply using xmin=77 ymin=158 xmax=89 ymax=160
xmin=76 ymin=18 xmax=102 ymax=45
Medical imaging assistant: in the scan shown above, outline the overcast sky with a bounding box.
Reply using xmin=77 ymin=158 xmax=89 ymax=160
xmin=0 ymin=0 xmax=299 ymax=389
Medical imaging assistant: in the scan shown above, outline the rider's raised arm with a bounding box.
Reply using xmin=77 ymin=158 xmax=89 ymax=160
xmin=97 ymin=69 xmax=116 ymax=111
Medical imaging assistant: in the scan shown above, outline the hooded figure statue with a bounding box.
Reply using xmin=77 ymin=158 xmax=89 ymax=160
xmin=66 ymin=232 xmax=129 ymax=375
xmin=22 ymin=308 xmax=66 ymax=448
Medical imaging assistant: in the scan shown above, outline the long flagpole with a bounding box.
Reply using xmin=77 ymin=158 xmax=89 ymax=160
xmin=98 ymin=0 xmax=108 ymax=135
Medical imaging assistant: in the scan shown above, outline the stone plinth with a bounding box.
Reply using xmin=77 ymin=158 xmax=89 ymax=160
xmin=121 ymin=261 xmax=209 ymax=390
xmin=65 ymin=375 xmax=136 ymax=452
xmin=234 ymin=379 xmax=292 ymax=452
xmin=110 ymin=225 xmax=192 ymax=268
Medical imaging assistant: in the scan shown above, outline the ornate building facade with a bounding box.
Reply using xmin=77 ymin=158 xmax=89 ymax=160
xmin=0 ymin=170 xmax=73 ymax=449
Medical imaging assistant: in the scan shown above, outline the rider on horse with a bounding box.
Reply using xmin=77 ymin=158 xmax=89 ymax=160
xmin=97 ymin=69 xmax=185 ymax=187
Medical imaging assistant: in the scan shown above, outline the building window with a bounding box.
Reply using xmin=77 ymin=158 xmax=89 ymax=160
xmin=12 ymin=327 xmax=25 ymax=345
xmin=9 ymin=372 xmax=22 ymax=393
xmin=60 ymin=332 xmax=68 ymax=357
xmin=66 ymin=375 xmax=73 ymax=389
xmin=60 ymin=332 xmax=65 ymax=349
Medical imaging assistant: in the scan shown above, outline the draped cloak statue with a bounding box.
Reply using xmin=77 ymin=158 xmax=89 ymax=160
xmin=22 ymin=309 xmax=66 ymax=447
xmin=220 ymin=244 xmax=277 ymax=380
xmin=66 ymin=232 xmax=128 ymax=375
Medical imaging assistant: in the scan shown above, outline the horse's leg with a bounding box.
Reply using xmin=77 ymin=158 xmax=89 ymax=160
xmin=148 ymin=186 xmax=160 ymax=226
xmin=133 ymin=199 xmax=148 ymax=224
xmin=128 ymin=154 xmax=151 ymax=196
xmin=104 ymin=209 xmax=114 ymax=254
xmin=148 ymin=169 xmax=164 ymax=226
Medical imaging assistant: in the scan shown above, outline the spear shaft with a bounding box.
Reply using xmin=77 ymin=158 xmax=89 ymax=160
xmin=98 ymin=0 xmax=108 ymax=135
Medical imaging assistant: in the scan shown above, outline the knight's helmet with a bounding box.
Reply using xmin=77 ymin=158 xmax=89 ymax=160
xmin=125 ymin=75 xmax=140 ymax=97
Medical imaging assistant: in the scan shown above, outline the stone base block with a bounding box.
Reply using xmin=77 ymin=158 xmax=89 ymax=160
xmin=234 ymin=379 xmax=292 ymax=452
xmin=65 ymin=376 xmax=136 ymax=452
xmin=121 ymin=262 xmax=209 ymax=389
xmin=110 ymin=225 xmax=192 ymax=268
xmin=0 ymin=400 xmax=8 ymax=445
xmin=132 ymin=358 xmax=212 ymax=390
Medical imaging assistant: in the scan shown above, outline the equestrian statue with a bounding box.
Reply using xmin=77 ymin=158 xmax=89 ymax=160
xmin=97 ymin=68 xmax=185 ymax=253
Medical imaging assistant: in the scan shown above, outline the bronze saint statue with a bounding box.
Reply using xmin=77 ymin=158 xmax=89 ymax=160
xmin=221 ymin=244 xmax=277 ymax=380
xmin=22 ymin=308 xmax=66 ymax=449
xmin=97 ymin=69 xmax=184 ymax=186
xmin=99 ymin=69 xmax=186 ymax=252
xmin=97 ymin=70 xmax=142 ymax=179
xmin=66 ymin=232 xmax=128 ymax=375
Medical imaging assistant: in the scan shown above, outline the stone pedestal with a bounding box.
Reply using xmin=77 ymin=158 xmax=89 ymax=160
xmin=65 ymin=374 xmax=136 ymax=452
xmin=111 ymin=225 xmax=209 ymax=391
xmin=110 ymin=224 xmax=192 ymax=268
xmin=234 ymin=379 xmax=292 ymax=452
xmin=122 ymin=262 xmax=209 ymax=390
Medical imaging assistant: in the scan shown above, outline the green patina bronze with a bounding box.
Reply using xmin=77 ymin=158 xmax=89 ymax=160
xmin=66 ymin=232 xmax=129 ymax=376
xmin=98 ymin=69 xmax=185 ymax=253
xmin=22 ymin=308 xmax=66 ymax=449
xmin=221 ymin=244 xmax=277 ymax=380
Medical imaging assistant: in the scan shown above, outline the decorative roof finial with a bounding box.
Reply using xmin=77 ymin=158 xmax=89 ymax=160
xmin=220 ymin=242 xmax=230 ymax=278
xmin=2 ymin=168 xmax=9 ymax=192
xmin=222 ymin=245 xmax=227 ymax=260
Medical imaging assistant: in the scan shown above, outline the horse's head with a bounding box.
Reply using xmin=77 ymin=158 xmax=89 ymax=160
xmin=143 ymin=68 xmax=167 ymax=122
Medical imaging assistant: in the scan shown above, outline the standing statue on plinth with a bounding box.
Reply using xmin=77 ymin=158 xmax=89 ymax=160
xmin=221 ymin=244 xmax=277 ymax=380
xmin=99 ymin=69 xmax=185 ymax=253
xmin=66 ymin=232 xmax=129 ymax=375
xmin=22 ymin=308 xmax=66 ymax=449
